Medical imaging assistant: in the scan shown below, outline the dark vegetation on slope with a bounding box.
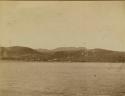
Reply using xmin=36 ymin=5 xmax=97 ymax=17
xmin=0 ymin=46 xmax=125 ymax=62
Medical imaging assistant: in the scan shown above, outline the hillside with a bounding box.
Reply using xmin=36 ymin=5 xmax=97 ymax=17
xmin=0 ymin=46 xmax=125 ymax=62
xmin=53 ymin=47 xmax=87 ymax=52
xmin=0 ymin=46 xmax=48 ymax=61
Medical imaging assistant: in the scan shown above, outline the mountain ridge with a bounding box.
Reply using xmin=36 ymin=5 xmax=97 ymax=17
xmin=0 ymin=46 xmax=125 ymax=62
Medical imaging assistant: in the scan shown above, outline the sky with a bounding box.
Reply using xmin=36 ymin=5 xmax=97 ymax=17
xmin=0 ymin=1 xmax=125 ymax=51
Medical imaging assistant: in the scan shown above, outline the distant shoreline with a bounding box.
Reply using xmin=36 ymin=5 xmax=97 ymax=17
xmin=0 ymin=46 xmax=125 ymax=63
xmin=0 ymin=59 xmax=124 ymax=63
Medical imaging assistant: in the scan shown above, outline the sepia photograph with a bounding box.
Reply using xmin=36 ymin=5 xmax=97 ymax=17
xmin=0 ymin=1 xmax=125 ymax=96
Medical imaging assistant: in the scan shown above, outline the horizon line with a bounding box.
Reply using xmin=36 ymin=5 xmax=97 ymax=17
xmin=0 ymin=45 xmax=125 ymax=52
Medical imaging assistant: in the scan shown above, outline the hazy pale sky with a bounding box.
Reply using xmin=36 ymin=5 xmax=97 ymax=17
xmin=0 ymin=1 xmax=125 ymax=51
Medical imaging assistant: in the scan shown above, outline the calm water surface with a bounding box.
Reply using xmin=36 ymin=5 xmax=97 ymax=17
xmin=0 ymin=61 xmax=125 ymax=96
